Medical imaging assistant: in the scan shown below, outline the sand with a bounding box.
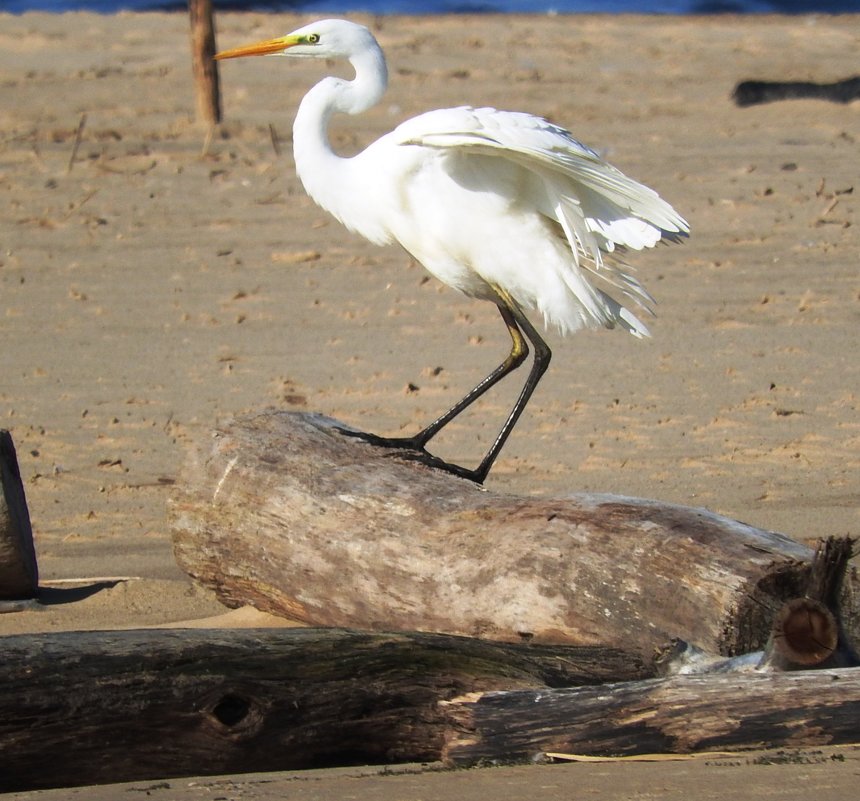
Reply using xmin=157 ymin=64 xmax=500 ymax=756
xmin=0 ymin=9 xmax=858 ymax=796
xmin=8 ymin=751 xmax=860 ymax=801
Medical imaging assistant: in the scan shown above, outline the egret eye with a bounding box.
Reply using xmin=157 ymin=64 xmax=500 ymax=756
xmin=306 ymin=33 xmax=320 ymax=44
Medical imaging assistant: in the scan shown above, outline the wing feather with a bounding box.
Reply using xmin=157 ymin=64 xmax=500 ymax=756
xmin=394 ymin=105 xmax=690 ymax=247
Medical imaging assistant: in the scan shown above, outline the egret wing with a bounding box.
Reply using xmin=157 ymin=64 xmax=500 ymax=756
xmin=394 ymin=105 xmax=689 ymax=259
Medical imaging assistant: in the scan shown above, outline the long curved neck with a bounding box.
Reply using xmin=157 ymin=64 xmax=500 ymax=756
xmin=292 ymin=44 xmax=388 ymax=230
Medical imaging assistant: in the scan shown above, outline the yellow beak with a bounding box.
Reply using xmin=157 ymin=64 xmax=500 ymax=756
xmin=214 ymin=34 xmax=298 ymax=61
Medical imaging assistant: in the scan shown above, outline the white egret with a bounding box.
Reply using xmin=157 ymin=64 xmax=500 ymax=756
xmin=215 ymin=19 xmax=689 ymax=484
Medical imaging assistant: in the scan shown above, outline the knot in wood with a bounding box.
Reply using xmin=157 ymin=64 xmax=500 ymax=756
xmin=205 ymin=690 xmax=264 ymax=737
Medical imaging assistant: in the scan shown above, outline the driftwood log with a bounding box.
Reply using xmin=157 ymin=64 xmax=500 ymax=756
xmin=2 ymin=626 xmax=859 ymax=792
xmin=443 ymin=667 xmax=860 ymax=764
xmin=757 ymin=537 xmax=859 ymax=671
xmin=0 ymin=429 xmax=38 ymax=599
xmin=733 ymin=76 xmax=860 ymax=107
xmin=0 ymin=627 xmax=650 ymax=792
xmin=170 ymin=411 xmax=859 ymax=657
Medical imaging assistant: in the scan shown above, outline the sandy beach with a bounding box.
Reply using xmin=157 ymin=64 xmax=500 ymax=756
xmin=1 ymin=9 xmax=858 ymax=796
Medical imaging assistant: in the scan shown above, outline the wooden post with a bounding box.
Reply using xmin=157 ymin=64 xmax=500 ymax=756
xmin=0 ymin=430 xmax=37 ymax=599
xmin=188 ymin=0 xmax=221 ymax=125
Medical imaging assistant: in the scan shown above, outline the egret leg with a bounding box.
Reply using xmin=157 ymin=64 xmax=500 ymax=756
xmin=409 ymin=302 xmax=529 ymax=449
xmin=338 ymin=302 xmax=529 ymax=472
xmin=337 ymin=287 xmax=550 ymax=484
xmin=469 ymin=288 xmax=552 ymax=483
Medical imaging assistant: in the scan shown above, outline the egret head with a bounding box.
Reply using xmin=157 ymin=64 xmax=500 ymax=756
xmin=215 ymin=19 xmax=376 ymax=62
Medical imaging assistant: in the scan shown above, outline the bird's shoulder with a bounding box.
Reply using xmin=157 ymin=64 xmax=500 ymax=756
xmin=390 ymin=105 xmax=602 ymax=162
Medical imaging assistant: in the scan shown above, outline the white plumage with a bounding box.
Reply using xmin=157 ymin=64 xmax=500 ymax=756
xmin=216 ymin=19 xmax=689 ymax=482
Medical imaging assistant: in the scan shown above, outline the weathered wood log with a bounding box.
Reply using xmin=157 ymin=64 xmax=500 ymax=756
xmin=3 ymin=627 xmax=858 ymax=792
xmin=0 ymin=429 xmax=38 ymax=599
xmin=0 ymin=627 xmax=651 ymax=792
xmin=442 ymin=667 xmax=860 ymax=764
xmin=188 ymin=0 xmax=221 ymax=125
xmin=170 ymin=411 xmax=859 ymax=656
xmin=733 ymin=76 xmax=860 ymax=106
xmin=758 ymin=537 xmax=859 ymax=671
xmin=655 ymin=539 xmax=860 ymax=676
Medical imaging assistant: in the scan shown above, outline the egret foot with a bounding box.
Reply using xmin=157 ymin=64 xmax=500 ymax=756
xmin=386 ymin=448 xmax=487 ymax=483
xmin=333 ymin=427 xmax=427 ymax=453
xmin=333 ymin=427 xmax=483 ymax=483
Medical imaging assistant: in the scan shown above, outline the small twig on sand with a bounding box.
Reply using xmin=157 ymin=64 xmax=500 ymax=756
xmin=39 ymin=576 xmax=142 ymax=585
xmin=269 ymin=123 xmax=282 ymax=157
xmin=67 ymin=113 xmax=87 ymax=174
xmin=200 ymin=123 xmax=215 ymax=158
